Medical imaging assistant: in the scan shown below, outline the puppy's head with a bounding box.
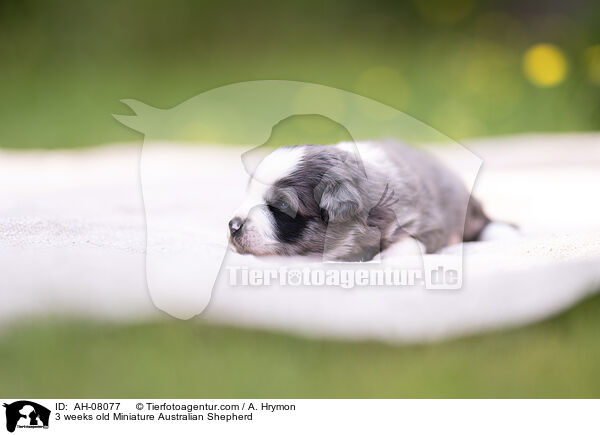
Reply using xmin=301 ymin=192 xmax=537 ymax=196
xmin=228 ymin=144 xmax=368 ymax=257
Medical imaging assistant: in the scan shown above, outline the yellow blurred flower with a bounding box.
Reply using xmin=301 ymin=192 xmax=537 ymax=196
xmin=522 ymin=43 xmax=568 ymax=87
xmin=584 ymin=45 xmax=600 ymax=86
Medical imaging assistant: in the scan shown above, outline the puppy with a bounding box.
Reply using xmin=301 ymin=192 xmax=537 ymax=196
xmin=228 ymin=140 xmax=491 ymax=261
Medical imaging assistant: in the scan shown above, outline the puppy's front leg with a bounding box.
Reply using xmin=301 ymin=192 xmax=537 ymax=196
xmin=372 ymin=237 xmax=425 ymax=262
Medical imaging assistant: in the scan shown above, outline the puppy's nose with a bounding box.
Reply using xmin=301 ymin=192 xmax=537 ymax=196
xmin=228 ymin=217 xmax=244 ymax=236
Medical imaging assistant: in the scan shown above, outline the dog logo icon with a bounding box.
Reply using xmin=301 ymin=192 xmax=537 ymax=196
xmin=3 ymin=401 xmax=50 ymax=433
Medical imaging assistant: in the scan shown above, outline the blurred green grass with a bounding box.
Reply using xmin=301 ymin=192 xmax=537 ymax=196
xmin=1 ymin=0 xmax=600 ymax=149
xmin=1 ymin=290 xmax=599 ymax=398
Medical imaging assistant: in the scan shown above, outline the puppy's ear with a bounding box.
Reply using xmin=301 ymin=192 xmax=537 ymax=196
xmin=317 ymin=180 xmax=362 ymax=223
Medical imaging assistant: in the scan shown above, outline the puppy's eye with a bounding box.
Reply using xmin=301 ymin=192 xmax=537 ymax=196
xmin=273 ymin=200 xmax=290 ymax=211
xmin=268 ymin=199 xmax=296 ymax=217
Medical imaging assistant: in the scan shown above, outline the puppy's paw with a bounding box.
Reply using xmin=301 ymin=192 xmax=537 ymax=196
xmin=479 ymin=222 xmax=521 ymax=241
xmin=375 ymin=238 xmax=425 ymax=264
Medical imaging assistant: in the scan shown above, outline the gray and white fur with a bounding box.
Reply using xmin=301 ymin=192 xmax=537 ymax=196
xmin=228 ymin=140 xmax=491 ymax=261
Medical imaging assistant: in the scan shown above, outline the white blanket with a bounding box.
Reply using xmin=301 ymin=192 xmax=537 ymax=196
xmin=1 ymin=134 xmax=599 ymax=342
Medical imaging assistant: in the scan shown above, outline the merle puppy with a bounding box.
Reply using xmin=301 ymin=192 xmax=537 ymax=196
xmin=228 ymin=140 xmax=491 ymax=261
